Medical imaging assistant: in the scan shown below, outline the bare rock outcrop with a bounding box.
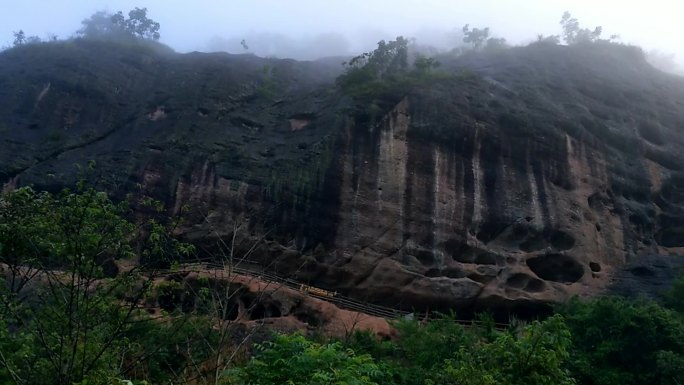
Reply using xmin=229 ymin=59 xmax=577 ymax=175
xmin=2 ymin=40 xmax=684 ymax=318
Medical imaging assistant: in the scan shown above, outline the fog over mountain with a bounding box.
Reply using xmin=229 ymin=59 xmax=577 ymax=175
xmin=0 ymin=0 xmax=682 ymax=68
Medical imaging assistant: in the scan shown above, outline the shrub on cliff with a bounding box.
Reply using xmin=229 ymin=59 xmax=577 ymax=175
xmin=12 ymin=30 xmax=42 ymax=46
xmin=431 ymin=315 xmax=575 ymax=385
xmin=336 ymin=36 xmax=448 ymax=123
xmin=461 ymin=24 xmax=508 ymax=51
xmin=78 ymin=7 xmax=161 ymax=41
xmin=226 ymin=333 xmax=390 ymax=385
xmin=662 ymin=275 xmax=684 ymax=313
xmin=344 ymin=314 xmax=575 ymax=385
xmin=336 ymin=36 xmax=409 ymax=101
xmin=559 ymin=296 xmax=684 ymax=385
xmin=559 ymin=11 xmax=619 ymax=45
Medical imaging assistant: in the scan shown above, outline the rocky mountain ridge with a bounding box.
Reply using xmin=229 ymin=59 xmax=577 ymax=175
xmin=2 ymin=39 xmax=684 ymax=317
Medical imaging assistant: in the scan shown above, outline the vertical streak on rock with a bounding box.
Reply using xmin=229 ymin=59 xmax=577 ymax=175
xmin=335 ymin=99 xmax=411 ymax=259
xmin=472 ymin=124 xmax=483 ymax=225
xmin=402 ymin=167 xmax=413 ymax=247
xmin=376 ymin=125 xmax=389 ymax=215
xmin=527 ymin=146 xmax=544 ymax=227
xmin=334 ymin=122 xmax=357 ymax=258
xmin=351 ymin=176 xmax=361 ymax=240
xmin=403 ymin=135 xmax=436 ymax=264
xmin=173 ymin=160 xmax=215 ymax=216
xmin=567 ymin=134 xmax=627 ymax=265
xmin=542 ymin=172 xmax=557 ymax=228
xmin=565 ymin=135 xmax=578 ymax=179
xmin=455 ymin=150 xmax=465 ymax=230
xmin=533 ymin=159 xmax=551 ymax=229
xmin=34 ymin=82 xmax=51 ymax=109
xmin=481 ymin=135 xmax=500 ymax=229
xmin=378 ymin=99 xmax=409 ymax=243
xmin=433 ymin=147 xmax=444 ymax=268
xmin=462 ymin=143 xmax=474 ymax=231
xmin=643 ymin=159 xmax=664 ymax=194
xmin=434 ymin=144 xmax=461 ymax=268
xmin=423 ymin=145 xmax=436 ymax=258
xmin=525 ymin=138 xmax=553 ymax=229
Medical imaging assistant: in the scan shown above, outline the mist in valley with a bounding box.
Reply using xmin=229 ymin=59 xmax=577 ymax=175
xmin=0 ymin=0 xmax=683 ymax=74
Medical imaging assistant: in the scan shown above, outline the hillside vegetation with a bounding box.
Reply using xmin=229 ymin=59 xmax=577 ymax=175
xmin=1 ymin=186 xmax=683 ymax=384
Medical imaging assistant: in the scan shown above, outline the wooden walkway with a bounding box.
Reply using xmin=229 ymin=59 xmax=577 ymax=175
xmin=151 ymin=261 xmax=510 ymax=329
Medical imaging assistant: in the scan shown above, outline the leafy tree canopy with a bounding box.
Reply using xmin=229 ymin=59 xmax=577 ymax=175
xmin=0 ymin=184 xmax=196 ymax=384
xmin=462 ymin=24 xmax=508 ymax=51
xmin=559 ymin=296 xmax=684 ymax=385
xmin=113 ymin=7 xmax=161 ymax=40
xmin=79 ymin=7 xmax=161 ymax=41
xmin=559 ymin=11 xmax=617 ymax=45
xmin=12 ymin=30 xmax=41 ymax=46
xmin=336 ymin=36 xmax=448 ymax=123
xmin=226 ymin=333 xmax=390 ymax=385
xmin=341 ymin=36 xmax=409 ymax=84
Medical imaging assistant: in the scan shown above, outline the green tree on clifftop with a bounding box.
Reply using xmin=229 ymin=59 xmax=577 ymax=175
xmin=112 ymin=7 xmax=161 ymax=40
xmin=79 ymin=7 xmax=161 ymax=40
xmin=559 ymin=11 xmax=616 ymax=44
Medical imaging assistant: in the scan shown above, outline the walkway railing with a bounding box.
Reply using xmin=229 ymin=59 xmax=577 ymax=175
xmin=149 ymin=261 xmax=509 ymax=328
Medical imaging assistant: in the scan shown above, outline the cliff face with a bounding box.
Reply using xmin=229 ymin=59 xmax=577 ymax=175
xmin=2 ymin=40 xmax=684 ymax=316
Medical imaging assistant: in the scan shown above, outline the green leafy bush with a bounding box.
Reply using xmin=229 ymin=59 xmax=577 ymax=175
xmin=431 ymin=315 xmax=575 ymax=385
xmin=560 ymin=296 xmax=684 ymax=385
xmin=226 ymin=333 xmax=390 ymax=385
xmin=336 ymin=37 xmax=448 ymax=124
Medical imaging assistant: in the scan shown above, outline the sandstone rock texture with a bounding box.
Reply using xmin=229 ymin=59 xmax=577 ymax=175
xmin=147 ymin=269 xmax=393 ymax=339
xmin=2 ymin=41 xmax=684 ymax=317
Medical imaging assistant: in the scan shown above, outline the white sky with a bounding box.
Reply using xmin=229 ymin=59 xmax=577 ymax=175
xmin=0 ymin=0 xmax=682 ymax=60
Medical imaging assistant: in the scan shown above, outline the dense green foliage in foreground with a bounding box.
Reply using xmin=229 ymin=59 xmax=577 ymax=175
xmin=1 ymin=186 xmax=683 ymax=384
xmin=231 ymin=299 xmax=683 ymax=385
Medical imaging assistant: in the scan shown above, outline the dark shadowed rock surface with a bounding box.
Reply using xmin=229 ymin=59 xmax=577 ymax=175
xmin=2 ymin=39 xmax=684 ymax=317
xmin=608 ymin=254 xmax=684 ymax=299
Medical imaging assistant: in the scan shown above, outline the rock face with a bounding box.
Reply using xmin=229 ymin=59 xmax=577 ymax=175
xmin=149 ymin=269 xmax=393 ymax=338
xmin=609 ymin=254 xmax=684 ymax=299
xmin=2 ymin=40 xmax=684 ymax=317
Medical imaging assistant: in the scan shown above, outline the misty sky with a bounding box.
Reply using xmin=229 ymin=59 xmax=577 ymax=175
xmin=1 ymin=0 xmax=683 ymax=61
